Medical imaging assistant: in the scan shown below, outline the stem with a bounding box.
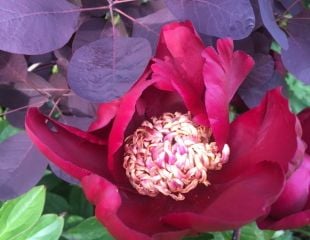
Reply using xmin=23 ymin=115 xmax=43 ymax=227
xmin=232 ymin=229 xmax=240 ymax=240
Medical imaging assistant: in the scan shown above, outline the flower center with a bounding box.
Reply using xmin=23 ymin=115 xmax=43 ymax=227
xmin=123 ymin=112 xmax=230 ymax=200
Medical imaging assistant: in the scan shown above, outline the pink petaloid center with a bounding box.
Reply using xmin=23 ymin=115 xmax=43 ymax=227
xmin=123 ymin=112 xmax=230 ymax=200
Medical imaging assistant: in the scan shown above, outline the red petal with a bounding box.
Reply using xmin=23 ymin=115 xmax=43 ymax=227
xmin=217 ymin=88 xmax=303 ymax=182
xmin=162 ymin=162 xmax=284 ymax=232
xmin=88 ymin=100 xmax=120 ymax=131
xmin=156 ymin=21 xmax=205 ymax=95
xmin=258 ymin=208 xmax=310 ymax=230
xmin=271 ymin=155 xmax=310 ymax=216
xmin=25 ymin=108 xmax=109 ymax=180
xmin=151 ymin=21 xmax=209 ymax=126
xmin=151 ymin=58 xmax=209 ymax=126
xmin=81 ymin=174 xmax=191 ymax=240
xmin=203 ymin=38 xmax=254 ymax=148
xmin=257 ymin=154 xmax=310 ymax=230
xmin=107 ymin=77 xmax=156 ymax=179
xmin=299 ymin=107 xmax=310 ymax=154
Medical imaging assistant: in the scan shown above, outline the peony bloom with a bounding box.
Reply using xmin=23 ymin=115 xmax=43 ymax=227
xmin=26 ymin=22 xmax=303 ymax=239
xmin=258 ymin=108 xmax=310 ymax=230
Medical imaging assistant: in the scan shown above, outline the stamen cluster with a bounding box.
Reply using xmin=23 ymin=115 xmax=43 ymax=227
xmin=123 ymin=112 xmax=229 ymax=200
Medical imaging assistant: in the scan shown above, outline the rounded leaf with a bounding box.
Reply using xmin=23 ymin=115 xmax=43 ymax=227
xmin=0 ymin=132 xmax=48 ymax=200
xmin=164 ymin=0 xmax=255 ymax=39
xmin=68 ymin=37 xmax=152 ymax=102
xmin=0 ymin=0 xmax=80 ymax=54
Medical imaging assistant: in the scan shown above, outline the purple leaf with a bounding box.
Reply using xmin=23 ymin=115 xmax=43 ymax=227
xmin=60 ymin=115 xmax=93 ymax=131
xmin=54 ymin=45 xmax=73 ymax=74
xmin=258 ymin=0 xmax=288 ymax=49
xmin=239 ymin=53 xmax=282 ymax=107
xmin=66 ymin=94 xmax=97 ymax=117
xmin=81 ymin=0 xmax=107 ymax=17
xmin=235 ymin=32 xmax=272 ymax=56
xmin=0 ymin=0 xmax=80 ymax=54
xmin=121 ymin=0 xmax=166 ymax=19
xmin=72 ymin=19 xmax=126 ymax=52
xmin=0 ymin=52 xmax=27 ymax=83
xmin=282 ymin=11 xmax=310 ymax=84
xmin=0 ymin=132 xmax=48 ymax=200
xmin=72 ymin=19 xmax=107 ymax=51
xmin=67 ymin=37 xmax=152 ymax=102
xmin=28 ymin=53 xmax=54 ymax=65
xmin=164 ymin=0 xmax=255 ymax=39
xmin=49 ymin=163 xmax=79 ymax=185
xmin=49 ymin=73 xmax=69 ymax=92
xmin=280 ymin=0 xmax=303 ymax=16
xmin=250 ymin=0 xmax=263 ymax=29
xmin=5 ymin=73 xmax=50 ymax=128
xmin=0 ymin=85 xmax=29 ymax=109
xmin=132 ymin=8 xmax=176 ymax=53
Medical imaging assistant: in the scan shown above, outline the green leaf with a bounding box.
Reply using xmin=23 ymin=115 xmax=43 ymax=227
xmin=38 ymin=170 xmax=63 ymax=191
xmin=182 ymin=223 xmax=294 ymax=240
xmin=0 ymin=186 xmax=46 ymax=240
xmin=285 ymin=73 xmax=310 ymax=113
xmin=0 ymin=120 xmax=20 ymax=142
xmin=211 ymin=232 xmax=232 ymax=240
xmin=62 ymin=217 xmax=113 ymax=240
xmin=271 ymin=41 xmax=281 ymax=54
xmin=44 ymin=193 xmax=70 ymax=214
xmin=68 ymin=186 xmax=93 ymax=218
xmin=14 ymin=214 xmax=64 ymax=240
xmin=183 ymin=233 xmax=214 ymax=240
xmin=63 ymin=215 xmax=84 ymax=231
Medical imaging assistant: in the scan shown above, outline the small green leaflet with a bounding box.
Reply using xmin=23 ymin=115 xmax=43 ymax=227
xmin=62 ymin=217 xmax=113 ymax=240
xmin=0 ymin=186 xmax=64 ymax=240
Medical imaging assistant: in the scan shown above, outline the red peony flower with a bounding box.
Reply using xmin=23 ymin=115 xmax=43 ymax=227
xmin=258 ymin=108 xmax=310 ymax=230
xmin=25 ymin=22 xmax=303 ymax=239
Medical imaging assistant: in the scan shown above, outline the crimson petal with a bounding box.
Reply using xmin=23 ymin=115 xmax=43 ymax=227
xmin=299 ymin=108 xmax=310 ymax=154
xmin=217 ymin=88 xmax=303 ymax=182
xmin=156 ymin=21 xmax=205 ymax=95
xmin=151 ymin=21 xmax=208 ymax=126
xmin=88 ymin=100 xmax=120 ymax=131
xmin=81 ymin=174 xmax=191 ymax=240
xmin=257 ymin=154 xmax=310 ymax=229
xmin=162 ymin=162 xmax=284 ymax=232
xmin=203 ymin=38 xmax=254 ymax=148
xmin=107 ymin=76 xmax=156 ymax=178
xmin=25 ymin=108 xmax=109 ymax=180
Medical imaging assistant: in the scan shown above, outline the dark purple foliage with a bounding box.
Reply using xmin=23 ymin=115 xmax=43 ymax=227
xmin=0 ymin=132 xmax=48 ymax=200
xmin=72 ymin=18 xmax=126 ymax=52
xmin=250 ymin=0 xmax=263 ymax=29
xmin=49 ymin=162 xmax=79 ymax=185
xmin=0 ymin=52 xmax=28 ymax=83
xmin=3 ymin=73 xmax=54 ymax=128
xmin=235 ymin=32 xmax=272 ymax=56
xmin=67 ymin=37 xmax=152 ymax=102
xmin=239 ymin=54 xmax=281 ymax=107
xmin=282 ymin=11 xmax=310 ymax=84
xmin=280 ymin=0 xmax=303 ymax=15
xmin=132 ymin=8 xmax=176 ymax=52
xmin=81 ymin=0 xmax=108 ymax=16
xmin=0 ymin=0 xmax=80 ymax=54
xmin=164 ymin=0 xmax=255 ymax=39
xmin=258 ymin=0 xmax=288 ymax=49
xmin=72 ymin=19 xmax=107 ymax=51
xmin=65 ymin=94 xmax=97 ymax=117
